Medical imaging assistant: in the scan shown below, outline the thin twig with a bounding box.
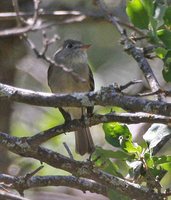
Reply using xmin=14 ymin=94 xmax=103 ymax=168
xmin=23 ymin=33 xmax=87 ymax=82
xmin=39 ymin=30 xmax=60 ymax=56
xmin=95 ymin=0 xmax=165 ymax=102
xmin=118 ymin=80 xmax=142 ymax=91
xmin=0 ymin=191 xmax=29 ymax=200
xmin=137 ymin=91 xmax=162 ymax=97
xmin=24 ymin=165 xmax=44 ymax=179
xmin=12 ymin=0 xmax=22 ymax=26
xmin=63 ymin=142 xmax=74 ymax=159
xmin=0 ymin=10 xmax=83 ymax=20
xmin=14 ymin=165 xmax=44 ymax=196
xmin=0 ymin=0 xmax=41 ymax=37
xmin=0 ymin=9 xmax=146 ymax=36
xmin=32 ymin=0 xmax=41 ymax=27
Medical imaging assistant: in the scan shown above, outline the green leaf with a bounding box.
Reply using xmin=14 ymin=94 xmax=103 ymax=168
xmin=153 ymin=155 xmax=171 ymax=165
xmin=159 ymin=162 xmax=171 ymax=171
xmin=144 ymin=153 xmax=154 ymax=168
xmin=163 ymin=6 xmax=171 ymax=26
xmin=162 ymin=50 xmax=171 ymax=82
xmin=141 ymin=0 xmax=154 ymax=17
xmin=153 ymin=2 xmax=166 ymax=28
xmin=103 ymin=122 xmax=132 ymax=147
xmin=94 ymin=146 xmax=135 ymax=160
xmin=105 ymin=161 xmax=121 ymax=176
xmin=153 ymin=155 xmax=171 ymax=171
xmin=157 ymin=29 xmax=171 ymax=49
xmin=92 ymin=147 xmax=123 ymax=177
xmin=148 ymin=167 xmax=163 ymax=179
xmin=120 ymin=138 xmax=142 ymax=154
xmin=126 ymin=0 xmax=149 ymax=29
xmin=163 ymin=66 xmax=171 ymax=82
xmin=155 ymin=47 xmax=167 ymax=59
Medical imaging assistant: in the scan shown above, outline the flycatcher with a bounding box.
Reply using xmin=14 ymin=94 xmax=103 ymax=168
xmin=48 ymin=39 xmax=95 ymax=155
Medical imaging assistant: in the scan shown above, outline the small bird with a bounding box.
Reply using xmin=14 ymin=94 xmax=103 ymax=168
xmin=48 ymin=39 xmax=95 ymax=155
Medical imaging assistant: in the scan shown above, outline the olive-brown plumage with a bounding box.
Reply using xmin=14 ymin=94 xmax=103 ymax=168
xmin=48 ymin=39 xmax=95 ymax=155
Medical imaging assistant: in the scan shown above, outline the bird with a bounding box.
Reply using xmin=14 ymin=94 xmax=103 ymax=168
xmin=48 ymin=39 xmax=95 ymax=155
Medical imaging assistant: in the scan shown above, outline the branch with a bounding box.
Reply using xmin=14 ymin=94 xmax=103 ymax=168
xmin=27 ymin=112 xmax=171 ymax=147
xmin=0 ymin=11 xmax=84 ymax=21
xmin=95 ymin=0 xmax=165 ymax=101
xmin=0 ymin=10 xmax=144 ymax=35
xmin=12 ymin=0 xmax=22 ymax=26
xmin=1 ymin=107 xmax=171 ymax=154
xmin=15 ymin=9 xmax=90 ymax=85
xmin=0 ymin=131 xmax=162 ymax=200
xmin=0 ymin=83 xmax=171 ymax=116
xmin=0 ymin=173 xmax=107 ymax=197
xmin=0 ymin=191 xmax=28 ymax=200
xmin=0 ymin=0 xmax=40 ymax=37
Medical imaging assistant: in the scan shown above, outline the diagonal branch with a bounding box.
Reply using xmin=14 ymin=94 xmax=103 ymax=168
xmin=0 ymin=0 xmax=40 ymax=37
xmin=0 ymin=191 xmax=28 ymax=200
xmin=0 ymin=131 xmax=162 ymax=200
xmin=95 ymin=0 xmax=165 ymax=101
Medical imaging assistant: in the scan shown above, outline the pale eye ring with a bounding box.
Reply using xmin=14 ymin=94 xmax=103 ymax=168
xmin=66 ymin=43 xmax=73 ymax=48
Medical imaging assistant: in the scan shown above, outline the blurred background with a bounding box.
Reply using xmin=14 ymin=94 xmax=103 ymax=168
xmin=0 ymin=0 xmax=169 ymax=199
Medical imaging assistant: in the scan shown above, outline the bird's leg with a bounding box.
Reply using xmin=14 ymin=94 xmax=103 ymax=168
xmin=81 ymin=106 xmax=94 ymax=124
xmin=87 ymin=106 xmax=94 ymax=117
xmin=78 ymin=107 xmax=85 ymax=128
xmin=81 ymin=107 xmax=91 ymax=128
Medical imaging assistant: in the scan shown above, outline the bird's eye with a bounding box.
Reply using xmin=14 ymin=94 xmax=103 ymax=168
xmin=66 ymin=43 xmax=73 ymax=48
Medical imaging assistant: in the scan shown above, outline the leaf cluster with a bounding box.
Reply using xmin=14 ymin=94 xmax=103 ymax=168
xmin=126 ymin=0 xmax=171 ymax=82
xmin=93 ymin=122 xmax=171 ymax=197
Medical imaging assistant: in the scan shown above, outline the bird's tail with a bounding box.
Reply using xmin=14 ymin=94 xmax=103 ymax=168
xmin=75 ymin=127 xmax=94 ymax=155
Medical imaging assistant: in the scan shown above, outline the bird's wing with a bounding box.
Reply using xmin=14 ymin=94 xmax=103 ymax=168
xmin=89 ymin=66 xmax=94 ymax=91
xmin=87 ymin=66 xmax=94 ymax=116
xmin=47 ymin=64 xmax=53 ymax=89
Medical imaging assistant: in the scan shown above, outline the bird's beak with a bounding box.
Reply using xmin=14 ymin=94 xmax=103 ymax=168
xmin=80 ymin=44 xmax=91 ymax=50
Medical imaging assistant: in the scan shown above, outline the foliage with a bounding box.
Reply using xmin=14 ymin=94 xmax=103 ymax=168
xmin=126 ymin=0 xmax=171 ymax=82
xmin=92 ymin=121 xmax=171 ymax=199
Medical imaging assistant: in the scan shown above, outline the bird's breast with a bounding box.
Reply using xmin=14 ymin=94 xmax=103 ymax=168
xmin=48 ymin=63 xmax=90 ymax=94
